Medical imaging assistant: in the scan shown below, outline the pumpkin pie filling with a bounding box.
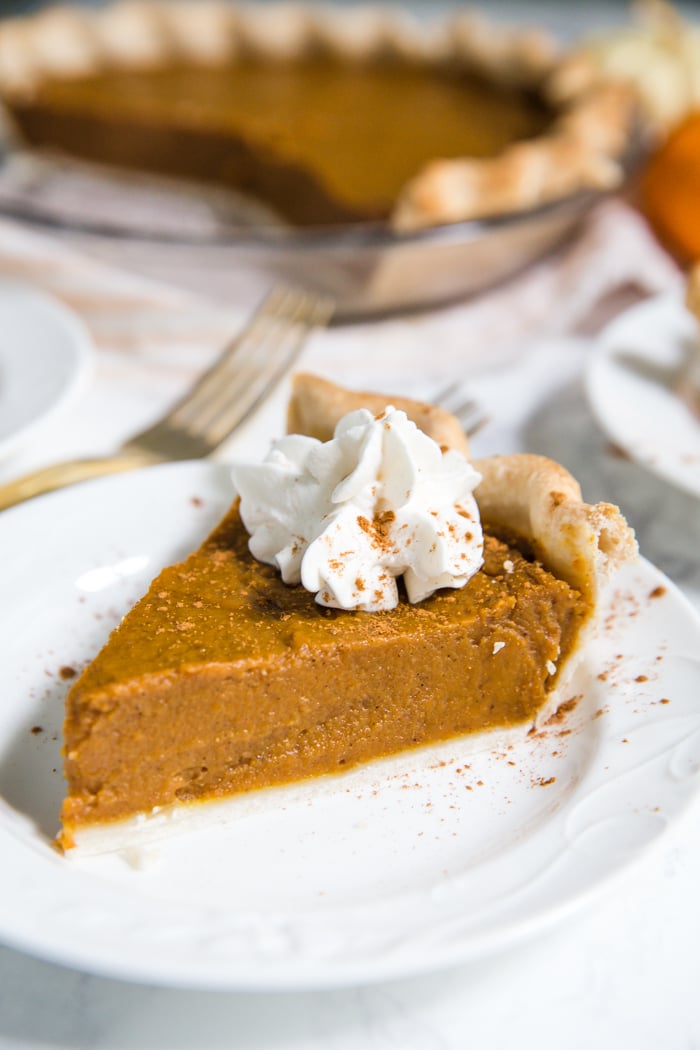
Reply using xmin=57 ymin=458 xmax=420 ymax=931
xmin=60 ymin=505 xmax=587 ymax=843
xmin=7 ymin=59 xmax=553 ymax=226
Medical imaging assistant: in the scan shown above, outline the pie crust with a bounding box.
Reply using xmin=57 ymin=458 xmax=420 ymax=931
xmin=287 ymin=372 xmax=471 ymax=458
xmin=0 ymin=1 xmax=633 ymax=230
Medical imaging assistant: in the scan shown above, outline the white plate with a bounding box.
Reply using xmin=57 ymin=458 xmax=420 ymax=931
xmin=586 ymin=293 xmax=700 ymax=498
xmin=0 ymin=461 xmax=699 ymax=990
xmin=0 ymin=279 xmax=93 ymax=458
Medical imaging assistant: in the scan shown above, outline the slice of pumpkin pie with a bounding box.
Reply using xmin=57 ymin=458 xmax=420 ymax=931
xmin=58 ymin=374 xmax=636 ymax=853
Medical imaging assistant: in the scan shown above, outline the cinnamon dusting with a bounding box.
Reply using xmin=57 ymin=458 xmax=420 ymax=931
xmin=357 ymin=510 xmax=397 ymax=551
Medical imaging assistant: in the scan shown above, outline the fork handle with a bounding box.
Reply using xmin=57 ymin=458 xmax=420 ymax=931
xmin=0 ymin=453 xmax=159 ymax=511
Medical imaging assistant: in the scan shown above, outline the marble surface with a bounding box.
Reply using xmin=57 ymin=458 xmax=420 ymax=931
xmin=0 ymin=797 xmax=699 ymax=1050
xmin=0 ymin=802 xmax=697 ymax=1050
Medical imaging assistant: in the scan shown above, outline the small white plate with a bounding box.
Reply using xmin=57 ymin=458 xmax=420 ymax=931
xmin=586 ymin=293 xmax=700 ymax=498
xmin=0 ymin=461 xmax=699 ymax=990
xmin=0 ymin=279 xmax=93 ymax=459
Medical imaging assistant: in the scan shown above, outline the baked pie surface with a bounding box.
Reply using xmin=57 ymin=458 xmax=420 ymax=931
xmin=0 ymin=2 xmax=632 ymax=229
xmin=59 ymin=374 xmax=636 ymax=852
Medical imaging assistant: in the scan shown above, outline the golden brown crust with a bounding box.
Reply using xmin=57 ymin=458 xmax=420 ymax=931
xmin=288 ymin=374 xmax=637 ymax=601
xmin=393 ymin=81 xmax=632 ymax=230
xmin=0 ymin=1 xmax=633 ymax=230
xmin=287 ymin=372 xmax=471 ymax=458
xmin=471 ymin=453 xmax=637 ymax=600
xmin=0 ymin=3 xmax=559 ymax=89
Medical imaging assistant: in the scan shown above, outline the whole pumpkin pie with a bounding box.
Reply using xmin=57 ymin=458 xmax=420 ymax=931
xmin=0 ymin=2 xmax=632 ymax=229
xmin=58 ymin=374 xmax=636 ymax=853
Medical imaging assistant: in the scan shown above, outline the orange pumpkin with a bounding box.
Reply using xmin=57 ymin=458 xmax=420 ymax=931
xmin=641 ymin=111 xmax=700 ymax=262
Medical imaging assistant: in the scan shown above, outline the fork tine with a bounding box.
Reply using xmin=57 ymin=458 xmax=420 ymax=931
xmin=448 ymin=397 xmax=488 ymax=437
xmin=204 ymin=291 xmax=333 ymax=445
xmin=170 ymin=288 xmax=293 ymax=431
xmin=165 ymin=292 xmax=280 ymax=430
xmin=0 ymin=286 xmax=334 ymax=509
xmin=432 ymin=380 xmax=488 ymax=438
xmin=127 ymin=286 xmax=333 ymax=460
xmin=462 ymin=408 xmax=489 ymax=437
xmin=431 ymin=379 xmax=464 ymax=411
xmin=168 ymin=287 xmax=325 ymax=431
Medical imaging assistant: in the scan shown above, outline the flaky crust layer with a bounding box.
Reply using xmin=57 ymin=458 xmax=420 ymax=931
xmin=0 ymin=1 xmax=633 ymax=230
xmin=287 ymin=374 xmax=637 ymax=602
xmin=287 ymin=372 xmax=471 ymax=458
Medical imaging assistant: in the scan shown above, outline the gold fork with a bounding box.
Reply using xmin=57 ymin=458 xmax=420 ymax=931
xmin=0 ymin=286 xmax=333 ymax=512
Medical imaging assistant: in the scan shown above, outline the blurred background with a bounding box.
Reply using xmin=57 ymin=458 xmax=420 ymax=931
xmin=1 ymin=0 xmax=699 ymax=32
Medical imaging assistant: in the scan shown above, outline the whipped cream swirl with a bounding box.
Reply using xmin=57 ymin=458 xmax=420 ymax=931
xmin=231 ymin=406 xmax=483 ymax=612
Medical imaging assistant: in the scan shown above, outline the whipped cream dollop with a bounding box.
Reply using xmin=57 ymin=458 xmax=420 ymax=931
xmin=231 ymin=406 xmax=483 ymax=612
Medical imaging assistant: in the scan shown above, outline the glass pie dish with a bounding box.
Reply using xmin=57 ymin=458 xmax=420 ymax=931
xmin=0 ymin=143 xmax=625 ymax=321
xmin=0 ymin=0 xmax=647 ymax=321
